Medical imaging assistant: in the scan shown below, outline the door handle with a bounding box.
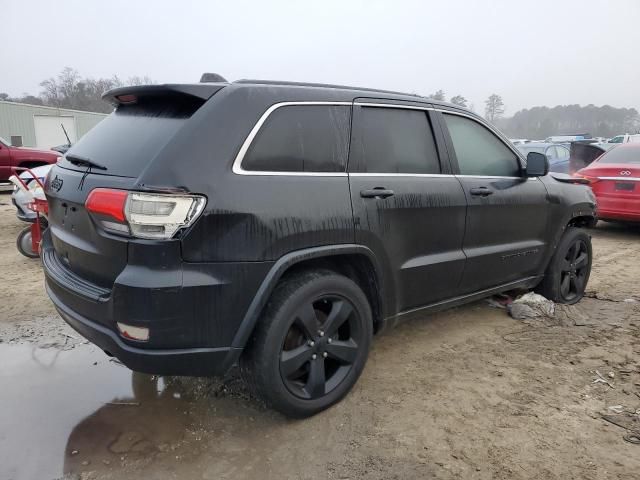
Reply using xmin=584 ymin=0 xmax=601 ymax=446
xmin=469 ymin=187 xmax=493 ymax=197
xmin=360 ymin=188 xmax=395 ymax=199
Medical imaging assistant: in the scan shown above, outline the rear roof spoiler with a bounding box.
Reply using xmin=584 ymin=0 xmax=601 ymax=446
xmin=102 ymin=83 xmax=226 ymax=105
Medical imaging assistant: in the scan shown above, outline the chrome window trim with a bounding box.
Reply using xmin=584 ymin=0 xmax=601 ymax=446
xmin=597 ymin=176 xmax=640 ymax=182
xmin=456 ymin=175 xmax=525 ymax=180
xmin=232 ymin=101 xmax=352 ymax=176
xmin=349 ymin=172 xmax=454 ymax=178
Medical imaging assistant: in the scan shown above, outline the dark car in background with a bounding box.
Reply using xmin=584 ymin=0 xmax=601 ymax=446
xmin=41 ymin=80 xmax=596 ymax=417
xmin=517 ymin=142 xmax=571 ymax=173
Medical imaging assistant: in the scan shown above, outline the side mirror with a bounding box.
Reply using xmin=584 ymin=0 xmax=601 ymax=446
xmin=526 ymin=151 xmax=549 ymax=177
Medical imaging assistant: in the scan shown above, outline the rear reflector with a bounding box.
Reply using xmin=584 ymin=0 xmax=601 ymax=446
xmin=117 ymin=322 xmax=150 ymax=341
xmin=86 ymin=189 xmax=128 ymax=222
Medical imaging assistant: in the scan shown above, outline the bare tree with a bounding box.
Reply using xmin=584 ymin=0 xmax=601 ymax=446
xmin=450 ymin=95 xmax=468 ymax=107
xmin=485 ymin=94 xmax=505 ymax=122
xmin=37 ymin=68 xmax=154 ymax=113
xmin=428 ymin=89 xmax=446 ymax=101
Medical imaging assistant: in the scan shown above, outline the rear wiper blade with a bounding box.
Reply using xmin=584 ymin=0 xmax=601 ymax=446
xmin=65 ymin=154 xmax=108 ymax=171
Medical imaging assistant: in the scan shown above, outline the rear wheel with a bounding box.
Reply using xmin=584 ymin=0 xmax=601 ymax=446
xmin=16 ymin=226 xmax=39 ymax=258
xmin=536 ymin=228 xmax=592 ymax=304
xmin=241 ymin=270 xmax=372 ymax=418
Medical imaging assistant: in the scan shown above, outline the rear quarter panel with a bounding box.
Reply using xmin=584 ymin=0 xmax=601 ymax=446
xmin=539 ymin=176 xmax=597 ymax=269
xmin=136 ymin=85 xmax=356 ymax=262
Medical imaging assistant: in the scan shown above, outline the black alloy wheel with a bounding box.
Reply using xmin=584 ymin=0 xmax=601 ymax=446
xmin=241 ymin=270 xmax=373 ymax=418
xmin=279 ymin=295 xmax=362 ymax=400
xmin=558 ymin=238 xmax=589 ymax=302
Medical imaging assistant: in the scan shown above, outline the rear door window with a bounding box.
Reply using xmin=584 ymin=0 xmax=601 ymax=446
xmin=349 ymin=106 xmax=441 ymax=173
xmin=241 ymin=105 xmax=350 ymax=172
xmin=443 ymin=113 xmax=520 ymax=177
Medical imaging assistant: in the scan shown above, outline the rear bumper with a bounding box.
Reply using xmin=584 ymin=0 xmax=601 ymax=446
xmin=48 ymin=283 xmax=236 ymax=375
xmin=595 ymin=193 xmax=640 ymax=222
xmin=41 ymin=230 xmax=272 ymax=376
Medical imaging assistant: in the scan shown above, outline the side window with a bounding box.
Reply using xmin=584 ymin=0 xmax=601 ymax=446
xmin=242 ymin=105 xmax=350 ymax=172
xmin=350 ymin=107 xmax=441 ymax=174
xmin=443 ymin=113 xmax=521 ymax=177
xmin=545 ymin=146 xmax=557 ymax=159
xmin=556 ymin=146 xmax=570 ymax=160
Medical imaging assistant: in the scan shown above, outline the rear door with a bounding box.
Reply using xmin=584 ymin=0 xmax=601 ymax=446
xmin=437 ymin=110 xmax=550 ymax=293
xmin=348 ymin=101 xmax=467 ymax=313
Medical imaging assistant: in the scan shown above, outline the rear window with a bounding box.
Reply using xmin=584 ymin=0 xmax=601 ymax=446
xmin=241 ymin=105 xmax=351 ymax=173
xmin=58 ymin=95 xmax=204 ymax=178
xmin=598 ymin=146 xmax=640 ymax=164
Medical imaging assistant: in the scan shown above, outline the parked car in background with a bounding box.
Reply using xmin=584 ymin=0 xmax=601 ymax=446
xmin=517 ymin=142 xmax=571 ymax=173
xmin=0 ymin=136 xmax=60 ymax=182
xmin=509 ymin=138 xmax=529 ymax=145
xmin=606 ymin=134 xmax=640 ymax=145
xmin=10 ymin=164 xmax=53 ymax=222
xmin=545 ymin=134 xmax=591 ymax=143
xmin=42 ymin=79 xmax=596 ymax=417
xmin=575 ymin=143 xmax=640 ymax=223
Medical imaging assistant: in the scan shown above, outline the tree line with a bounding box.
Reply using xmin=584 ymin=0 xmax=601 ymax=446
xmin=0 ymin=67 xmax=153 ymax=114
xmin=2 ymin=68 xmax=638 ymax=138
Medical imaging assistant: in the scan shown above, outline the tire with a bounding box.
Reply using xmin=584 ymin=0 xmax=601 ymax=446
xmin=16 ymin=226 xmax=39 ymax=258
xmin=241 ymin=269 xmax=373 ymax=418
xmin=536 ymin=228 xmax=592 ymax=304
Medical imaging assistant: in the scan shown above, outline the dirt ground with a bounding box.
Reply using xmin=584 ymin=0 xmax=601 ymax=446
xmin=1 ymin=192 xmax=639 ymax=480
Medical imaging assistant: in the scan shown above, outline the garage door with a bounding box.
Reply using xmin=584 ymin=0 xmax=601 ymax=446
xmin=33 ymin=115 xmax=77 ymax=149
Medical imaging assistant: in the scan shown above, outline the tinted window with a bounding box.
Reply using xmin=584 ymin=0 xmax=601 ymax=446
xmin=443 ymin=114 xmax=520 ymax=176
xmin=59 ymin=95 xmax=204 ymax=178
xmin=242 ymin=105 xmax=350 ymax=172
xmin=351 ymin=107 xmax=440 ymax=173
xmin=609 ymin=136 xmax=623 ymax=144
xmin=597 ymin=146 xmax=640 ymax=164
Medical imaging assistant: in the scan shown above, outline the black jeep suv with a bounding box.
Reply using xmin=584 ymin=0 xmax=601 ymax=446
xmin=42 ymin=79 xmax=596 ymax=417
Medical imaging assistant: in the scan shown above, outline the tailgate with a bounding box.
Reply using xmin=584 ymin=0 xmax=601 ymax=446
xmin=46 ymin=166 xmax=138 ymax=288
xmin=44 ymin=84 xmax=219 ymax=288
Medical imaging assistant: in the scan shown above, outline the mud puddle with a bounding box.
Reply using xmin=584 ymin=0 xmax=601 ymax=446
xmin=0 ymin=344 xmax=260 ymax=480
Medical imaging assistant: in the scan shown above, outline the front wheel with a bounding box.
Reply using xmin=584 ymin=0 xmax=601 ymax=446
xmin=241 ymin=270 xmax=373 ymax=418
xmin=16 ymin=226 xmax=39 ymax=258
xmin=536 ymin=228 xmax=592 ymax=304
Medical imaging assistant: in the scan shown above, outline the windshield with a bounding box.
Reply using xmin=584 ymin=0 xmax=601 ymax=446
xmin=0 ymin=136 xmax=8 ymax=146
xmin=597 ymin=146 xmax=640 ymax=164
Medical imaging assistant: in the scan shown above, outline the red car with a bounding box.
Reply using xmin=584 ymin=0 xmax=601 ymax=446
xmin=0 ymin=136 xmax=60 ymax=182
xmin=576 ymin=143 xmax=640 ymax=223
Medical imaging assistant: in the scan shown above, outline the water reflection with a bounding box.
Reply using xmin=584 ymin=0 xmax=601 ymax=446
xmin=0 ymin=344 xmax=220 ymax=479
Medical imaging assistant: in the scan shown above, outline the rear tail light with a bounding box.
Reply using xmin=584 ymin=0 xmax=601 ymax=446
xmin=85 ymin=188 xmax=206 ymax=239
xmin=572 ymin=173 xmax=600 ymax=184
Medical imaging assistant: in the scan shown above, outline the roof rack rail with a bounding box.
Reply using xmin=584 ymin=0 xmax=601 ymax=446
xmin=233 ymin=79 xmax=424 ymax=98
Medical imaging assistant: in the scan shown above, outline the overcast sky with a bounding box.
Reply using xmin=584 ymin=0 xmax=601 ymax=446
xmin=2 ymin=0 xmax=639 ymax=114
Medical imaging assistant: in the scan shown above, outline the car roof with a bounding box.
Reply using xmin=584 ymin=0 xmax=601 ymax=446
xmin=231 ymin=79 xmax=473 ymax=110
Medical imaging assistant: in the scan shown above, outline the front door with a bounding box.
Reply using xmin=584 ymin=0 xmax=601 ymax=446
xmin=438 ymin=111 xmax=550 ymax=293
xmin=348 ymin=101 xmax=467 ymax=314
